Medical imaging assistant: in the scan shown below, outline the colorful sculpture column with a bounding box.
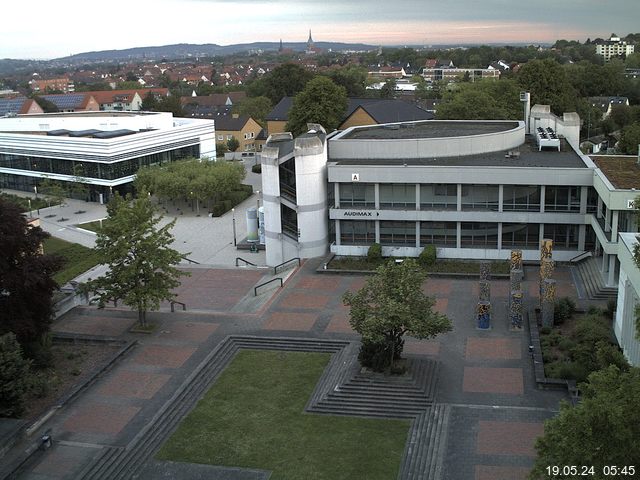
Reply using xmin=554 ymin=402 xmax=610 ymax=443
xmin=477 ymin=261 xmax=491 ymax=329
xmin=509 ymin=290 xmax=524 ymax=330
xmin=541 ymin=278 xmax=556 ymax=327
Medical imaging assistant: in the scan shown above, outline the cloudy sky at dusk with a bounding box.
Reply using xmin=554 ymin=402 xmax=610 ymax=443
xmin=3 ymin=0 xmax=639 ymax=59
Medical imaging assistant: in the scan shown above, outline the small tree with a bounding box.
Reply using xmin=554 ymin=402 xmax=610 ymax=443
xmin=0 ymin=333 xmax=32 ymax=418
xmin=39 ymin=178 xmax=66 ymax=207
xmin=216 ymin=142 xmax=228 ymax=157
xmin=87 ymin=193 xmax=188 ymax=327
xmin=343 ymin=259 xmax=452 ymax=372
xmin=69 ymin=164 xmax=89 ymax=200
xmin=226 ymin=136 xmax=240 ymax=152
xmin=286 ymin=76 xmax=348 ymax=136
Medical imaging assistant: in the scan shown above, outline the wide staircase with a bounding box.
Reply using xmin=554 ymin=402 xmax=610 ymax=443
xmin=573 ymin=257 xmax=618 ymax=301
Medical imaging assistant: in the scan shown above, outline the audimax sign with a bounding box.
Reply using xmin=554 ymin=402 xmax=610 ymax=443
xmin=342 ymin=210 xmax=380 ymax=217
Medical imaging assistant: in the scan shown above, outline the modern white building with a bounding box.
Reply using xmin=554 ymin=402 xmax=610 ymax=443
xmin=613 ymin=233 xmax=640 ymax=366
xmin=595 ymin=34 xmax=635 ymax=62
xmin=0 ymin=111 xmax=216 ymax=201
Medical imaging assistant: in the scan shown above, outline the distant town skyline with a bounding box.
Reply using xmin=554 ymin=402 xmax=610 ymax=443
xmin=2 ymin=0 xmax=639 ymax=60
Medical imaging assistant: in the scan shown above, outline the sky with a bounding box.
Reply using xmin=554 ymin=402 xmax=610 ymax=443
xmin=2 ymin=0 xmax=639 ymax=59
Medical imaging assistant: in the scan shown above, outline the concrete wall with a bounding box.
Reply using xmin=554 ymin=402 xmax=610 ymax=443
xmin=614 ymin=233 xmax=640 ymax=366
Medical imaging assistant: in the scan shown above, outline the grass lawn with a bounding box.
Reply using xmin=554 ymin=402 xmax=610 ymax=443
xmin=157 ymin=350 xmax=410 ymax=480
xmin=43 ymin=237 xmax=101 ymax=285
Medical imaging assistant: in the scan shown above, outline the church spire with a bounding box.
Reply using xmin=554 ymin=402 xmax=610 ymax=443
xmin=307 ymin=29 xmax=313 ymax=46
xmin=279 ymin=38 xmax=283 ymax=52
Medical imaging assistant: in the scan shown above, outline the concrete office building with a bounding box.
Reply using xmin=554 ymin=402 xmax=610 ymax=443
xmin=260 ymin=105 xmax=596 ymax=266
xmin=0 ymin=111 xmax=216 ymax=201
xmin=613 ymin=232 xmax=640 ymax=366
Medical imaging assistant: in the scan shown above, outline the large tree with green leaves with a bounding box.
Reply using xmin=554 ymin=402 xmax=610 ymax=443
xmin=88 ymin=194 xmax=187 ymax=327
xmin=0 ymin=333 xmax=33 ymax=418
xmin=247 ymin=63 xmax=314 ymax=105
xmin=517 ymin=58 xmax=579 ymax=115
xmin=530 ymin=365 xmax=640 ymax=479
xmin=235 ymin=96 xmax=272 ymax=127
xmin=342 ymin=259 xmax=452 ymax=371
xmin=436 ymin=79 xmax=522 ymax=120
xmin=286 ymin=76 xmax=348 ymax=136
xmin=618 ymin=122 xmax=640 ymax=155
xmin=0 ymin=198 xmax=62 ymax=357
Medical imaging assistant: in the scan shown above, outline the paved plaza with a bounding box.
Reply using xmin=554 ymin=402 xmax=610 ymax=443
xmin=6 ymin=257 xmax=578 ymax=480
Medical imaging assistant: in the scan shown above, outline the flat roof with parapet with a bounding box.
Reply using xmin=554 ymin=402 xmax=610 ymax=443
xmin=331 ymin=135 xmax=588 ymax=168
xmin=592 ymin=155 xmax=640 ymax=189
xmin=340 ymin=120 xmax=520 ymax=140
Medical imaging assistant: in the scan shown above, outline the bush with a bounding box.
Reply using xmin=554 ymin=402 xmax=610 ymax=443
xmin=367 ymin=243 xmax=382 ymax=261
xmin=0 ymin=333 xmax=32 ymax=418
xmin=558 ymin=338 xmax=577 ymax=352
xmin=222 ymin=200 xmax=233 ymax=212
xmin=540 ymin=326 xmax=551 ymax=335
xmin=557 ymin=361 xmax=590 ymax=382
xmin=554 ymin=297 xmax=576 ymax=325
xmin=418 ymin=245 xmax=436 ymax=267
xmin=252 ymin=164 xmax=262 ymax=174
xmin=358 ymin=338 xmax=404 ymax=373
xmin=211 ymin=202 xmax=226 ymax=217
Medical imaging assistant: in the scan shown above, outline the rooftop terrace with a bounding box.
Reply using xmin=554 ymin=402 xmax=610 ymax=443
xmin=592 ymin=155 xmax=640 ymax=189
xmin=341 ymin=120 xmax=520 ymax=140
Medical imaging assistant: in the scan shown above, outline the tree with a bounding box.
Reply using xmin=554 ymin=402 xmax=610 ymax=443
xmin=216 ymin=142 xmax=228 ymax=157
xmin=609 ymin=105 xmax=634 ymax=130
xmin=379 ymin=78 xmax=397 ymax=99
xmin=436 ymin=79 xmax=522 ymax=120
xmin=328 ymin=65 xmax=368 ymax=97
xmin=517 ymin=58 xmax=579 ymax=115
xmin=156 ymin=94 xmax=184 ymax=117
xmin=0 ymin=333 xmax=32 ymax=418
xmin=530 ymin=366 xmax=640 ymax=479
xmin=247 ymin=63 xmax=314 ymax=104
xmin=87 ymin=194 xmax=187 ymax=327
xmin=141 ymin=91 xmax=159 ymax=111
xmin=226 ymin=136 xmax=240 ymax=152
xmin=31 ymin=95 xmax=58 ymax=113
xmin=342 ymin=259 xmax=452 ymax=372
xmin=69 ymin=164 xmax=89 ymax=200
xmin=235 ymin=96 xmax=272 ymax=127
xmin=618 ymin=123 xmax=640 ymax=155
xmin=0 ymin=198 xmax=62 ymax=356
xmin=286 ymin=76 xmax=348 ymax=136
xmin=39 ymin=178 xmax=66 ymax=207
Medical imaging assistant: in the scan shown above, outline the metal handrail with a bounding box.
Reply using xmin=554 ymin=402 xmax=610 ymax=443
xmin=254 ymin=277 xmax=283 ymax=296
xmin=236 ymin=257 xmax=257 ymax=267
xmin=569 ymin=251 xmax=592 ymax=263
xmin=273 ymin=257 xmax=301 ymax=275
xmin=170 ymin=300 xmax=186 ymax=312
xmin=181 ymin=256 xmax=200 ymax=264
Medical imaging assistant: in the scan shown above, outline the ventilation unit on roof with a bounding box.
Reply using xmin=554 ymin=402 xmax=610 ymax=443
xmin=535 ymin=126 xmax=560 ymax=152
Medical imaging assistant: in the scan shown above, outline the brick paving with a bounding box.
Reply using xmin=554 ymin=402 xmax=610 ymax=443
xmin=465 ymin=338 xmax=521 ymax=360
xmin=16 ymin=261 xmax=580 ymax=480
xmin=131 ymin=345 xmax=197 ymax=368
xmin=463 ymin=367 xmax=525 ymax=395
xmin=475 ymin=465 xmax=531 ymax=480
xmin=476 ymin=420 xmax=544 ymax=456
xmin=97 ymin=370 xmax=171 ymax=399
xmin=62 ymin=404 xmax=141 ymax=435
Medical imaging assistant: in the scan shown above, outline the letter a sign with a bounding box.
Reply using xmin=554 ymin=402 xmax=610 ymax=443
xmin=351 ymin=173 xmax=360 ymax=182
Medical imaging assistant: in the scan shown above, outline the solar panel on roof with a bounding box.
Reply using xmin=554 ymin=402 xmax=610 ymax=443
xmin=41 ymin=94 xmax=86 ymax=109
xmin=68 ymin=129 xmax=102 ymax=137
xmin=0 ymin=98 xmax=26 ymax=116
xmin=92 ymin=129 xmax=136 ymax=139
xmin=47 ymin=129 xmax=70 ymax=136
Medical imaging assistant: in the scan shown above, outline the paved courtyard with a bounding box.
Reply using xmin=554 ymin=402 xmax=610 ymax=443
xmin=6 ymin=258 xmax=577 ymax=480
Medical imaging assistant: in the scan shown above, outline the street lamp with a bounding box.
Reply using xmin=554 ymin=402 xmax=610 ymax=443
xmin=256 ymin=190 xmax=260 ymax=210
xmin=34 ymin=185 xmax=38 ymax=199
xmin=28 ymin=198 xmax=32 ymax=217
xmin=232 ymin=208 xmax=237 ymax=246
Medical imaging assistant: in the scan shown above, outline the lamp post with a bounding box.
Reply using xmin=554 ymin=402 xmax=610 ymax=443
xmin=28 ymin=198 xmax=32 ymax=217
xmin=256 ymin=190 xmax=260 ymax=210
xmin=34 ymin=185 xmax=38 ymax=199
xmin=232 ymin=208 xmax=237 ymax=246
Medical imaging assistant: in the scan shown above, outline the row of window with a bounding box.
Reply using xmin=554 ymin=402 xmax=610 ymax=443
xmin=338 ymin=220 xmax=590 ymax=250
xmin=336 ymin=183 xmax=597 ymax=213
xmin=0 ymin=145 xmax=199 ymax=181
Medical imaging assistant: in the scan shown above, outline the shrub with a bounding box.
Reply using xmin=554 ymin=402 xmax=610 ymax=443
xmin=558 ymin=338 xmax=577 ymax=352
xmin=595 ymin=341 xmax=629 ymax=371
xmin=557 ymin=361 xmax=590 ymax=382
xmin=418 ymin=245 xmax=437 ymax=267
xmin=211 ymin=202 xmax=226 ymax=217
xmin=587 ymin=305 xmax=602 ymax=316
xmin=540 ymin=326 xmax=552 ymax=335
xmin=252 ymin=164 xmax=262 ymax=174
xmin=367 ymin=243 xmax=382 ymax=261
xmin=222 ymin=200 xmax=233 ymax=212
xmin=554 ymin=297 xmax=576 ymax=325
xmin=358 ymin=337 xmax=405 ymax=373
xmin=0 ymin=333 xmax=32 ymax=418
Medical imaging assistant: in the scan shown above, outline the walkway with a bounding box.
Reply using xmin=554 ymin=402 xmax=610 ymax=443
xmin=11 ymin=260 xmax=573 ymax=480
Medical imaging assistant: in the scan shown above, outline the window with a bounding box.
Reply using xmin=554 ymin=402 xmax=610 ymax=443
xmin=340 ymin=220 xmax=376 ymax=245
xmin=339 ymin=183 xmax=375 ymax=207
xmin=379 ymin=184 xmax=415 ymax=209
xmin=380 ymin=221 xmax=416 ymax=246
xmin=503 ymin=185 xmax=541 ymax=211
xmin=420 ymin=184 xmax=457 ymax=210
xmin=460 ymin=222 xmax=499 ymax=248
xmin=217 ymin=135 xmax=223 ymax=141
xmin=544 ymin=224 xmax=579 ymax=249
xmin=420 ymin=221 xmax=457 ymax=247
xmin=544 ymin=186 xmax=580 ymax=212
xmin=502 ymin=223 xmax=540 ymax=248
xmin=461 ymin=185 xmax=499 ymax=211
xmin=226 ymin=135 xmax=232 ymax=140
